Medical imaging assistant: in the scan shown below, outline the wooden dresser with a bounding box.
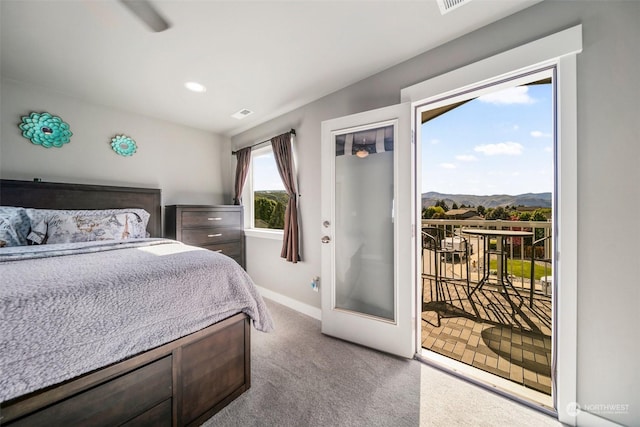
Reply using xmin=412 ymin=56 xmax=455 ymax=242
xmin=165 ymin=205 xmax=245 ymax=269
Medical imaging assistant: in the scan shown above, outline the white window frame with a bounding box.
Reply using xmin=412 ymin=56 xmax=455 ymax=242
xmin=243 ymin=144 xmax=285 ymax=240
xmin=401 ymin=25 xmax=581 ymax=425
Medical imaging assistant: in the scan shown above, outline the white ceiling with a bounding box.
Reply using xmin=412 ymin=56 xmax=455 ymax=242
xmin=1 ymin=0 xmax=541 ymax=137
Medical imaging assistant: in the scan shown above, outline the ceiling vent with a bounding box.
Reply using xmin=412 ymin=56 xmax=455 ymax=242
xmin=437 ymin=0 xmax=472 ymax=15
xmin=231 ymin=108 xmax=254 ymax=120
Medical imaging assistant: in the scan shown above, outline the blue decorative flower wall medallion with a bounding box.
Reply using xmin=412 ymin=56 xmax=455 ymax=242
xmin=111 ymin=135 xmax=137 ymax=157
xmin=19 ymin=112 xmax=73 ymax=148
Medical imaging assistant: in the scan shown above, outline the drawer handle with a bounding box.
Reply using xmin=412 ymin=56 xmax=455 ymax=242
xmin=208 ymin=233 xmax=222 ymax=238
xmin=207 ymin=217 xmax=222 ymax=221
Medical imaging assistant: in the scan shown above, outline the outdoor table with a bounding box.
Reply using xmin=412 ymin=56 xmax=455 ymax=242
xmin=461 ymin=228 xmax=533 ymax=303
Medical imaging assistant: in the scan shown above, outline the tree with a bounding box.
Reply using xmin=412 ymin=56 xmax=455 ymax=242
xmin=531 ymin=209 xmax=548 ymax=240
xmin=477 ymin=205 xmax=486 ymax=216
xmin=451 ymin=202 xmax=459 ymax=210
xmin=532 ymin=209 xmax=547 ymax=221
xmin=255 ymin=197 xmax=276 ymax=227
xmin=431 ymin=206 xmax=446 ymax=218
xmin=422 ymin=206 xmax=445 ymax=219
xmin=485 ymin=206 xmax=510 ymax=220
xmin=268 ymin=202 xmax=286 ymax=229
xmin=519 ymin=212 xmax=532 ymax=221
xmin=422 ymin=207 xmax=435 ymax=219
xmin=435 ymin=199 xmax=449 ymax=212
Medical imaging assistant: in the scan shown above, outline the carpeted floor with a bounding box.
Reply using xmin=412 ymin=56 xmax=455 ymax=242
xmin=203 ymin=299 xmax=561 ymax=427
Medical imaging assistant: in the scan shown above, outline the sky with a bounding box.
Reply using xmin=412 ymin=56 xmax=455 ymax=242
xmin=421 ymin=83 xmax=554 ymax=196
xmin=253 ymin=150 xmax=285 ymax=191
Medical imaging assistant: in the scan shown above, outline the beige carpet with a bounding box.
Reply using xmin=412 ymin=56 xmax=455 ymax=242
xmin=204 ymin=299 xmax=561 ymax=426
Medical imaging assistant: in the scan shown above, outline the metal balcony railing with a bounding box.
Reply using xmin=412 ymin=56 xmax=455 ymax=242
xmin=421 ymin=219 xmax=553 ymax=295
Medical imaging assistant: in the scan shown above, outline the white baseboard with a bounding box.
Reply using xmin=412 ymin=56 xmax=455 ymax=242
xmin=256 ymin=285 xmax=322 ymax=321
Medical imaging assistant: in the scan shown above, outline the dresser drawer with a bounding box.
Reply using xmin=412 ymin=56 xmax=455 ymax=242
xmin=181 ymin=228 xmax=242 ymax=246
xmin=165 ymin=205 xmax=245 ymax=269
xmin=204 ymin=241 xmax=243 ymax=258
xmin=181 ymin=210 xmax=241 ymax=228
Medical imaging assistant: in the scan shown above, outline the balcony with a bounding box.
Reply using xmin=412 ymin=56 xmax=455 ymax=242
xmin=420 ymin=218 xmax=553 ymax=397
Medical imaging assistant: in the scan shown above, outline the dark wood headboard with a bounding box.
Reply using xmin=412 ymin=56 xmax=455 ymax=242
xmin=0 ymin=180 xmax=162 ymax=237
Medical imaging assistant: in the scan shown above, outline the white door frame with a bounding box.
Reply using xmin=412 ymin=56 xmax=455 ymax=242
xmin=401 ymin=25 xmax=581 ymax=424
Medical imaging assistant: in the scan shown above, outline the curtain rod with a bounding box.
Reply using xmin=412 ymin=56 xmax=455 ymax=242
xmin=231 ymin=129 xmax=296 ymax=155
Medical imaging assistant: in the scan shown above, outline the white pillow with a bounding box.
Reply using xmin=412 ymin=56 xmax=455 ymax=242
xmin=0 ymin=207 xmax=31 ymax=246
xmin=26 ymin=208 xmax=150 ymax=244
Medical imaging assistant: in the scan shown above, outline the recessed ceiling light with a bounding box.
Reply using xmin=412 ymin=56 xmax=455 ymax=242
xmin=231 ymin=108 xmax=254 ymax=120
xmin=184 ymin=81 xmax=206 ymax=93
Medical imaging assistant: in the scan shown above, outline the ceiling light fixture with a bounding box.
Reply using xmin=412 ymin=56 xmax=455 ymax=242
xmin=184 ymin=81 xmax=206 ymax=93
xmin=356 ymin=148 xmax=369 ymax=158
xmin=356 ymin=137 xmax=369 ymax=158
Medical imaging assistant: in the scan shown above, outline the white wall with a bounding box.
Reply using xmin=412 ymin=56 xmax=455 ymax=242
xmin=1 ymin=78 xmax=232 ymax=208
xmin=232 ymin=1 xmax=639 ymax=425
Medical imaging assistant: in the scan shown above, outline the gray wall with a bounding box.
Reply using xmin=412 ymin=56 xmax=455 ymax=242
xmin=1 ymin=78 xmax=232 ymax=208
xmin=232 ymin=1 xmax=639 ymax=425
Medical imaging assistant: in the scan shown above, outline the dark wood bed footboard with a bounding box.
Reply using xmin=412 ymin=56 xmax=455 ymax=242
xmin=1 ymin=313 xmax=251 ymax=427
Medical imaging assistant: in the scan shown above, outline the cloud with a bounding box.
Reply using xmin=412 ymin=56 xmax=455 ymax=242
xmin=455 ymin=154 xmax=477 ymax=162
xmin=478 ymin=86 xmax=534 ymax=105
xmin=430 ymin=138 xmax=440 ymax=145
xmin=474 ymin=141 xmax=523 ymax=156
xmin=544 ymin=146 xmax=552 ymax=152
xmin=440 ymin=163 xmax=457 ymax=169
xmin=531 ymin=130 xmax=552 ymax=138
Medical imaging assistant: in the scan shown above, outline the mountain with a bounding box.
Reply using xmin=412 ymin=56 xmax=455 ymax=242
xmin=422 ymin=191 xmax=551 ymax=209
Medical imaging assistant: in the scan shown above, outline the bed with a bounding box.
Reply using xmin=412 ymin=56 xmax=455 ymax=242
xmin=0 ymin=179 xmax=273 ymax=426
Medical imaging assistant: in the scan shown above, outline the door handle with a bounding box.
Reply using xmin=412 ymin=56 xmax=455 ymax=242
xmin=321 ymin=236 xmax=331 ymax=244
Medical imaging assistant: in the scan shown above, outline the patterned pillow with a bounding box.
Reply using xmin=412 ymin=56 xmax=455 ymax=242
xmin=26 ymin=208 xmax=150 ymax=244
xmin=0 ymin=207 xmax=31 ymax=247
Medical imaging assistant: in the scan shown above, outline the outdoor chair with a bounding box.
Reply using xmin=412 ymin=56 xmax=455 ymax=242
xmin=421 ymin=226 xmax=471 ymax=327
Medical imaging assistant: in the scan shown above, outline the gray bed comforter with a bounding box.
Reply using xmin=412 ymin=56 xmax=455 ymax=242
xmin=0 ymin=238 xmax=274 ymax=402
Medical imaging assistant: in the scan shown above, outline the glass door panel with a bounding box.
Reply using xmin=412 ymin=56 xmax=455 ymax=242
xmin=334 ymin=125 xmax=394 ymax=320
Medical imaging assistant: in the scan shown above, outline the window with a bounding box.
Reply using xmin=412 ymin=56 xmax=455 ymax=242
xmin=246 ymin=145 xmax=288 ymax=232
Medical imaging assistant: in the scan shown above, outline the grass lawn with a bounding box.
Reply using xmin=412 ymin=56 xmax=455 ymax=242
xmin=489 ymin=259 xmax=551 ymax=280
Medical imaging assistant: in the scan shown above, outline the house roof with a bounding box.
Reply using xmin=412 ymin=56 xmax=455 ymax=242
xmin=445 ymin=208 xmax=478 ymax=216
